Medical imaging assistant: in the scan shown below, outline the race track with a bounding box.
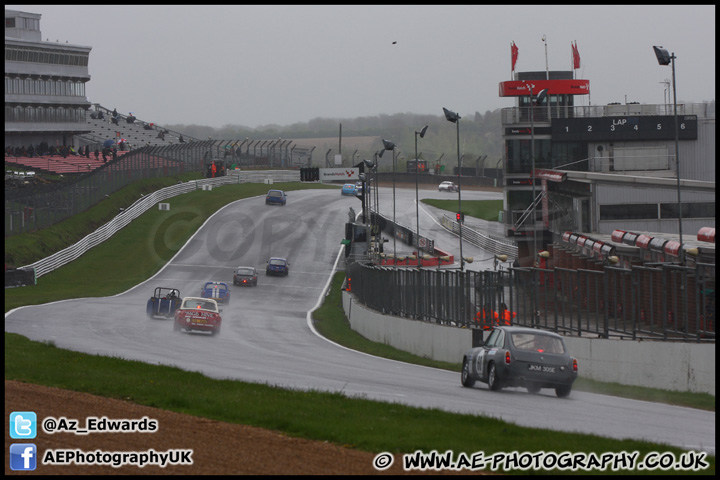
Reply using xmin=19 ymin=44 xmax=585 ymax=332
xmin=5 ymin=187 xmax=715 ymax=455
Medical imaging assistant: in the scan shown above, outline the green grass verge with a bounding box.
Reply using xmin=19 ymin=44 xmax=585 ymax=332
xmin=4 ymin=181 xmax=336 ymax=311
xmin=422 ymin=198 xmax=504 ymax=221
xmin=4 ymin=180 xmax=714 ymax=474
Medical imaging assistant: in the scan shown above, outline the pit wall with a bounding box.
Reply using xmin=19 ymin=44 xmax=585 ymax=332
xmin=343 ymin=291 xmax=715 ymax=395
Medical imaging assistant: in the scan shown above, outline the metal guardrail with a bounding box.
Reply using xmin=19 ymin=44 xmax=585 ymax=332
xmin=17 ymin=170 xmax=301 ymax=278
xmin=20 ymin=176 xmax=237 ymax=278
xmin=5 ymin=143 xmax=305 ymax=237
xmin=229 ymin=170 xmax=300 ymax=184
xmin=5 ymin=142 xmax=216 ymax=236
xmin=365 ymin=206 xmax=517 ymax=260
xmin=440 ymin=214 xmax=518 ymax=258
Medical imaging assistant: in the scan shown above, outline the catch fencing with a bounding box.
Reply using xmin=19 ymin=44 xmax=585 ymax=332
xmin=18 ymin=176 xmax=236 ymax=279
xmin=345 ymin=260 xmax=715 ymax=343
xmin=5 ymin=141 xmax=216 ymax=236
xmin=11 ymin=168 xmax=300 ymax=282
xmin=5 ymin=139 xmax=310 ymax=237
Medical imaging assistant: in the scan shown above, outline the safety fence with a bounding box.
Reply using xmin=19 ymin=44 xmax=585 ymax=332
xmin=345 ymin=260 xmax=715 ymax=342
xmin=439 ymin=213 xmax=518 ymax=257
xmin=5 ymin=140 xmax=311 ymax=237
xmin=5 ymin=141 xmax=216 ymax=236
xmin=17 ymin=176 xmax=237 ymax=279
xmin=8 ymin=168 xmax=303 ymax=285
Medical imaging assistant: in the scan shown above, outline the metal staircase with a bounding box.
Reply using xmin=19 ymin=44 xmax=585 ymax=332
xmin=511 ymin=191 xmax=545 ymax=232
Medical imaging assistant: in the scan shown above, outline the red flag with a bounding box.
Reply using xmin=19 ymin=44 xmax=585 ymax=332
xmin=511 ymin=42 xmax=519 ymax=71
xmin=572 ymin=41 xmax=580 ymax=69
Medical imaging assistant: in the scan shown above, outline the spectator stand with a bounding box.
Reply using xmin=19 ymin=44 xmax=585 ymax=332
xmin=5 ymin=154 xmax=105 ymax=175
xmin=82 ymin=105 xmax=200 ymax=151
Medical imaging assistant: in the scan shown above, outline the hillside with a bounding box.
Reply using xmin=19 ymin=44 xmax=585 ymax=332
xmin=164 ymin=110 xmax=505 ymax=170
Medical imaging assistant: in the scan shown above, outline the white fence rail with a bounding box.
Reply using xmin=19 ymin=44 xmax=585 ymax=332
xmin=19 ymin=173 xmax=282 ymax=278
xmin=440 ymin=214 xmax=518 ymax=257
xmin=20 ymin=169 xmax=512 ymax=280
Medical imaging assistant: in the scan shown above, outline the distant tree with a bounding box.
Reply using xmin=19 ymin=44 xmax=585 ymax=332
xmin=166 ymin=109 xmax=506 ymax=169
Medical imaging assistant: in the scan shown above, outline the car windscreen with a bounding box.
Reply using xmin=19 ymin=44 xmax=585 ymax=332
xmin=269 ymin=259 xmax=286 ymax=265
xmin=268 ymin=191 xmax=283 ymax=197
xmin=511 ymin=332 xmax=565 ymax=354
xmin=236 ymin=268 xmax=254 ymax=275
xmin=184 ymin=300 xmax=213 ymax=310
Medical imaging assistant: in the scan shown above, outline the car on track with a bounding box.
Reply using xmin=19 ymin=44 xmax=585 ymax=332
xmin=438 ymin=181 xmax=459 ymax=192
xmin=461 ymin=326 xmax=578 ymax=397
xmin=355 ymin=181 xmax=363 ymax=195
xmin=266 ymin=257 xmax=289 ymax=276
xmin=341 ymin=183 xmax=357 ymax=195
xmin=265 ymin=189 xmax=287 ymax=205
xmin=174 ymin=297 xmax=222 ymax=335
xmin=200 ymin=281 xmax=231 ymax=305
xmin=146 ymin=287 xmax=181 ymax=319
xmin=233 ymin=266 xmax=258 ymax=286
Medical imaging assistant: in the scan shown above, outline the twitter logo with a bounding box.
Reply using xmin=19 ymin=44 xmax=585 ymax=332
xmin=10 ymin=412 xmax=37 ymax=439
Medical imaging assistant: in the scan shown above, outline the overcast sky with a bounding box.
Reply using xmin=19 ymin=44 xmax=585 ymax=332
xmin=7 ymin=4 xmax=715 ymax=129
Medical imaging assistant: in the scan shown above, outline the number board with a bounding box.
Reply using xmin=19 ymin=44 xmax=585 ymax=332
xmin=551 ymin=115 xmax=697 ymax=141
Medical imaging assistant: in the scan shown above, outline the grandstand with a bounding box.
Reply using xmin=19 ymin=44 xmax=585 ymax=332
xmin=78 ymin=104 xmax=199 ymax=152
xmin=4 ymin=8 xmax=199 ymax=176
xmin=5 ymin=8 xmax=317 ymax=236
xmin=5 ymin=154 xmax=104 ymax=175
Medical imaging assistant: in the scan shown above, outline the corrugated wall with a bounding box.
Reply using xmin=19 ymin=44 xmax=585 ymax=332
xmin=681 ymin=118 xmax=716 ymax=181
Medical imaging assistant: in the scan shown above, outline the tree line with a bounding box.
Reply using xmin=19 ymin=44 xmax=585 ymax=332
xmin=164 ymin=109 xmax=505 ymax=169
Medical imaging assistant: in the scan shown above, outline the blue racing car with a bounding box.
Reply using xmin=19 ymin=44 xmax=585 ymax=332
xmin=200 ymin=281 xmax=231 ymax=305
xmin=265 ymin=189 xmax=287 ymax=205
xmin=341 ymin=183 xmax=357 ymax=195
xmin=146 ymin=287 xmax=181 ymax=319
xmin=266 ymin=257 xmax=290 ymax=276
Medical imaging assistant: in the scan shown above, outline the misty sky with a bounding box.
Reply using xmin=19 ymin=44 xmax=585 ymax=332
xmin=7 ymin=4 xmax=715 ymax=129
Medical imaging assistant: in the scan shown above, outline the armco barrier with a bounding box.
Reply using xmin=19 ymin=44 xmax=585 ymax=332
xmin=440 ymin=213 xmax=518 ymax=257
xmin=369 ymin=207 xmax=517 ymax=260
xmin=18 ymin=171 xmax=299 ymax=279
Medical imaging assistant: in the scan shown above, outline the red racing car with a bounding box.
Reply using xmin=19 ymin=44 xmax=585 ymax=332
xmin=173 ymin=296 xmax=222 ymax=336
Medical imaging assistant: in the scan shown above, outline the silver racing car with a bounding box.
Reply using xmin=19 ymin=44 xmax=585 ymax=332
xmin=461 ymin=326 xmax=578 ymax=397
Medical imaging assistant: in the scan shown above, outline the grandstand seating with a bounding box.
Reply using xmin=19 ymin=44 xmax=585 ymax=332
xmin=6 ymin=149 xmax=188 ymax=176
xmin=5 ymin=155 xmax=106 ymax=174
xmin=83 ymin=109 xmax=186 ymax=149
xmin=6 ymin=107 xmax=198 ymax=176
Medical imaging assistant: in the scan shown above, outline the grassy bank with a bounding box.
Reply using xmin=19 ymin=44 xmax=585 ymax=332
xmin=422 ymin=198 xmax=503 ymax=221
xmin=6 ymin=331 xmax=712 ymax=475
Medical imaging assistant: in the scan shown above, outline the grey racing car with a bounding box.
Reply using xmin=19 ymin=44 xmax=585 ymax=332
xmin=461 ymin=326 xmax=578 ymax=397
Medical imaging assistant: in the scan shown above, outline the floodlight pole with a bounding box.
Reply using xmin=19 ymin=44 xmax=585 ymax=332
xmin=670 ymin=52 xmax=683 ymax=261
xmin=443 ymin=108 xmax=464 ymax=271
xmin=456 ymin=119 xmax=464 ymax=271
xmin=380 ymin=140 xmax=399 ymax=261
xmin=374 ymin=151 xmax=380 ymax=244
xmin=654 ymin=46 xmax=684 ymax=263
xmin=414 ymin=125 xmax=428 ymax=267
xmin=393 ymin=148 xmax=399 ymax=259
xmin=530 ymin=84 xmax=538 ymax=263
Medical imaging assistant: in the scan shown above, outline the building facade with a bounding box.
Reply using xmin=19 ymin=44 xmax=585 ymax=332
xmin=499 ymin=70 xmax=715 ymax=266
xmin=5 ymin=9 xmax=92 ymax=149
